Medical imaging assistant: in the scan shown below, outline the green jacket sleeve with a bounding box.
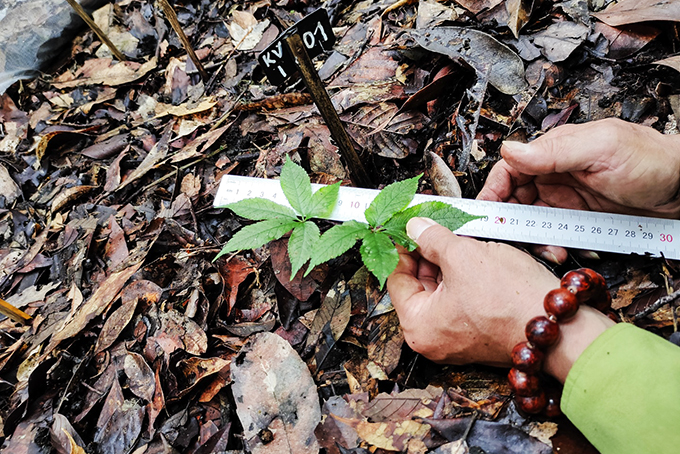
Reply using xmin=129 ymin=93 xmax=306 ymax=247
xmin=562 ymin=323 xmax=680 ymax=454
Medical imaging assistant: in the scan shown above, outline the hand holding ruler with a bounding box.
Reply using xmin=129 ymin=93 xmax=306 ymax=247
xmin=214 ymin=175 xmax=680 ymax=260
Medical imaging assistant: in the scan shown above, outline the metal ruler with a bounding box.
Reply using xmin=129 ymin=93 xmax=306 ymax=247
xmin=214 ymin=175 xmax=680 ymax=260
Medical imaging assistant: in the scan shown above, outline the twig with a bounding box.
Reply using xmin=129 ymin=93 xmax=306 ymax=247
xmin=633 ymin=288 xmax=680 ymax=321
xmin=0 ymin=297 xmax=32 ymax=325
xmin=157 ymin=0 xmax=208 ymax=81
xmin=65 ymin=0 xmax=126 ymax=62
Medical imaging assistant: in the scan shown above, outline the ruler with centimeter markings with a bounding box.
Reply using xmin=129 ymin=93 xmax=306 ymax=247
xmin=214 ymin=175 xmax=680 ymax=260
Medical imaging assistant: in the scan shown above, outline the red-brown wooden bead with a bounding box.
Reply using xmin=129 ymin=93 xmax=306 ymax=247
xmin=526 ymin=316 xmax=560 ymax=349
xmin=511 ymin=342 xmax=544 ymax=373
xmin=516 ymin=391 xmax=547 ymax=414
xmin=588 ymin=289 xmax=612 ymax=312
xmin=580 ymin=268 xmax=606 ymax=293
xmin=508 ymin=368 xmax=541 ymax=397
xmin=560 ymin=270 xmax=594 ymax=303
xmin=544 ymin=287 xmax=580 ymax=320
xmin=543 ymin=391 xmax=562 ymax=418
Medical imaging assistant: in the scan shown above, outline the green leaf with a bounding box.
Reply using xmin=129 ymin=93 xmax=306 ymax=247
xmin=288 ymin=221 xmax=320 ymax=279
xmin=383 ymin=228 xmax=418 ymax=251
xmin=360 ymin=231 xmax=399 ymax=289
xmin=384 ymin=201 xmax=483 ymax=233
xmin=280 ymin=155 xmax=313 ymax=217
xmin=365 ymin=175 xmax=421 ymax=227
xmin=221 ymin=198 xmax=297 ymax=221
xmin=305 ymin=220 xmax=370 ymax=276
xmin=214 ymin=218 xmax=298 ymax=261
xmin=307 ymin=182 xmax=340 ymax=218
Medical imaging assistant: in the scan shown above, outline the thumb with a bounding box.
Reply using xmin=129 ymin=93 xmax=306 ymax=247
xmin=501 ymin=134 xmax=596 ymax=176
xmin=406 ymin=217 xmax=459 ymax=265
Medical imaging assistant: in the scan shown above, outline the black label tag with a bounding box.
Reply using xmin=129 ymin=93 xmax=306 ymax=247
xmin=258 ymin=9 xmax=336 ymax=86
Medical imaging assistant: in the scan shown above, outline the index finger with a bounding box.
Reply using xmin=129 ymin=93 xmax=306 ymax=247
xmin=477 ymin=159 xmax=537 ymax=204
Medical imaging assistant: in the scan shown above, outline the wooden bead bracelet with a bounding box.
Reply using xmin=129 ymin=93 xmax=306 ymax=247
xmin=508 ymin=268 xmax=612 ymax=416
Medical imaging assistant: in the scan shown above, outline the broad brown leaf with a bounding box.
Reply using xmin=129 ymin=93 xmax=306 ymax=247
xmin=367 ymin=311 xmax=403 ymax=375
xmin=124 ymin=352 xmax=155 ymax=402
xmin=342 ymin=102 xmax=427 ymax=159
xmin=411 ymin=27 xmax=527 ymax=95
xmin=593 ymin=0 xmax=680 ymax=27
xmin=232 ymin=332 xmax=321 ymax=454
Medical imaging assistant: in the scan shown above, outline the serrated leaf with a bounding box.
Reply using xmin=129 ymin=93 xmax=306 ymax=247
xmin=221 ymin=198 xmax=297 ymax=221
xmin=280 ymin=155 xmax=313 ymax=217
xmin=385 ymin=201 xmax=482 ymax=233
xmin=383 ymin=228 xmax=418 ymax=251
xmin=360 ymin=231 xmax=399 ymax=289
xmin=214 ymin=218 xmax=299 ymax=260
xmin=288 ymin=221 xmax=320 ymax=279
xmin=365 ymin=175 xmax=421 ymax=227
xmin=307 ymin=182 xmax=340 ymax=218
xmin=305 ymin=221 xmax=370 ymax=276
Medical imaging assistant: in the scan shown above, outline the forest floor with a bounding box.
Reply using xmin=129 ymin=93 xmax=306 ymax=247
xmin=1 ymin=0 xmax=680 ymax=453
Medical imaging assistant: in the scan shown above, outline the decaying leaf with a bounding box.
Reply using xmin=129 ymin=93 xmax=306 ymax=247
xmin=367 ymin=311 xmax=404 ymax=375
xmin=593 ymin=0 xmax=680 ymax=27
xmin=506 ymin=0 xmax=535 ymax=38
xmin=124 ymin=352 xmax=156 ymax=402
xmin=355 ymin=419 xmax=431 ymax=451
xmin=305 ymin=279 xmax=351 ymax=352
xmin=411 ymin=27 xmax=527 ymax=95
xmin=655 ymin=56 xmax=680 ymax=74
xmin=231 ymin=332 xmax=321 ymax=454
xmin=52 ymin=58 xmax=157 ymax=88
xmin=343 ymin=102 xmax=427 ymax=158
xmin=532 ymin=21 xmax=589 ymax=62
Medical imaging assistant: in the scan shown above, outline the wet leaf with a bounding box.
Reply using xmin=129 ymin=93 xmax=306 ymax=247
xmin=232 ymin=332 xmax=321 ymax=454
xmin=411 ymin=27 xmax=527 ymax=95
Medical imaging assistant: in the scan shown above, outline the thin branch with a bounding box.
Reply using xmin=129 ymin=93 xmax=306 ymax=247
xmin=157 ymin=0 xmax=208 ymax=81
xmin=65 ymin=0 xmax=126 ymax=61
xmin=633 ymin=288 xmax=680 ymax=321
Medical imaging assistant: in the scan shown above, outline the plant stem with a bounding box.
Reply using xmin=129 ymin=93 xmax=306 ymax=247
xmin=157 ymin=0 xmax=208 ymax=81
xmin=65 ymin=0 xmax=127 ymax=61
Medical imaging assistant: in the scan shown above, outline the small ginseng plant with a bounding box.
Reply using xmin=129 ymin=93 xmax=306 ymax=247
xmin=215 ymin=156 xmax=482 ymax=288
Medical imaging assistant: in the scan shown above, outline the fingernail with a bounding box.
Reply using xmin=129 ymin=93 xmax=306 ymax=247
xmin=406 ymin=217 xmax=438 ymax=241
xmin=502 ymin=141 xmax=530 ymax=154
xmin=578 ymin=250 xmax=601 ymax=260
xmin=540 ymin=250 xmax=562 ymax=265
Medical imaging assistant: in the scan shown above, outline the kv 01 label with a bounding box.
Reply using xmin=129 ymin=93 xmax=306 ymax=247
xmin=258 ymin=8 xmax=335 ymax=85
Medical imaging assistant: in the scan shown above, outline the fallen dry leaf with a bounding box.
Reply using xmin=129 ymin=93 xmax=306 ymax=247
xmin=52 ymin=57 xmax=158 ymax=88
xmin=411 ymin=27 xmax=527 ymax=95
xmin=593 ymin=0 xmax=680 ymax=27
xmin=232 ymin=332 xmax=321 ymax=454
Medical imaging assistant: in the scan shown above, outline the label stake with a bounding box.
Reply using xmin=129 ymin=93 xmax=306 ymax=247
xmin=259 ymin=10 xmax=373 ymax=188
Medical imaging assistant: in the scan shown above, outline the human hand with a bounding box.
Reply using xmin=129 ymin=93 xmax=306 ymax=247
xmin=387 ymin=217 xmax=615 ymax=382
xmin=477 ymin=118 xmax=680 ymax=262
